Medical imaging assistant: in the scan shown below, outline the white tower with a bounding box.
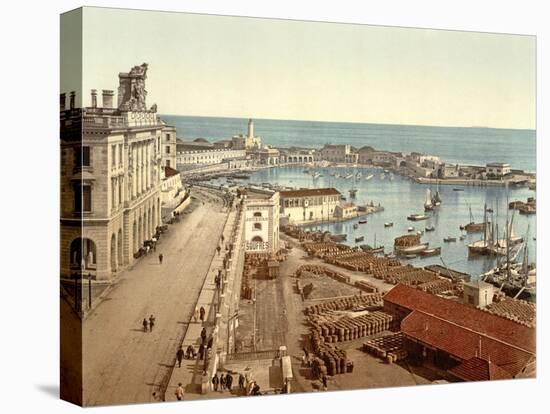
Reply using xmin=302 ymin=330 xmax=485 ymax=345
xmin=248 ymin=118 xmax=254 ymax=139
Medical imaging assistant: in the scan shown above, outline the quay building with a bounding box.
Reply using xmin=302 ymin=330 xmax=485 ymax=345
xmin=60 ymin=63 xmax=173 ymax=281
xmin=280 ymin=188 xmax=341 ymax=224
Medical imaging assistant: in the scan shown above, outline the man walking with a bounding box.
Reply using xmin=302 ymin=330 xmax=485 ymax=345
xmin=238 ymin=373 xmax=245 ymax=390
xmin=321 ymin=374 xmax=328 ymax=391
xmin=219 ymin=373 xmax=226 ymax=391
xmin=199 ymin=306 xmax=205 ymax=322
xmin=226 ymin=373 xmax=233 ymax=392
xmin=198 ymin=343 xmax=205 ymax=361
xmin=200 ymin=327 xmax=207 ymax=344
xmin=176 ymin=346 xmax=184 ymax=368
xmin=142 ymin=318 xmax=148 ymax=332
xmin=149 ymin=315 xmax=155 ymax=332
xmin=175 ymin=383 xmax=185 ymax=401
xmin=212 ymin=373 xmax=219 ymax=391
xmin=158 ymin=253 xmax=163 ymax=264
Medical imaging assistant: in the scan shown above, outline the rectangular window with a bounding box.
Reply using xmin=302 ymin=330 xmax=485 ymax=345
xmin=119 ymin=144 xmax=123 ymax=166
xmin=166 ymin=133 xmax=170 ymax=141
xmin=112 ymin=144 xmax=117 ymax=166
xmin=74 ymin=184 xmax=92 ymax=212
xmin=166 ymin=159 xmax=171 ymax=168
xmin=74 ymin=146 xmax=91 ymax=168
xmin=166 ymin=145 xmax=170 ymax=154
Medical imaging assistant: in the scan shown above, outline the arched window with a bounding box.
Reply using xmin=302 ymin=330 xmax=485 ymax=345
xmin=70 ymin=238 xmax=97 ymax=270
xmin=251 ymin=236 xmax=263 ymax=242
xmin=253 ymin=212 xmax=262 ymax=217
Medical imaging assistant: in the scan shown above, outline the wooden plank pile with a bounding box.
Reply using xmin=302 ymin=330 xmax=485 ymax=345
xmin=354 ymin=279 xmax=379 ymax=293
xmin=363 ymin=332 xmax=407 ymax=363
xmin=304 ymin=293 xmax=383 ymax=315
xmin=295 ymin=264 xmax=351 ymax=284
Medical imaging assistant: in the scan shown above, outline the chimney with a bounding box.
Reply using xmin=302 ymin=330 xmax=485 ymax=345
xmin=91 ymin=89 xmax=97 ymax=108
xmin=69 ymin=91 xmax=75 ymax=110
xmin=102 ymin=90 xmax=114 ymax=109
xmin=60 ymin=93 xmax=66 ymax=111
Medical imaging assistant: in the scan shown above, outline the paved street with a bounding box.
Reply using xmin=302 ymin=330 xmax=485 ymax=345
xmin=81 ymin=190 xmax=229 ymax=406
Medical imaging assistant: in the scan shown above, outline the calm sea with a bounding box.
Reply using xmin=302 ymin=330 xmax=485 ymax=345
xmin=161 ymin=115 xmax=536 ymax=173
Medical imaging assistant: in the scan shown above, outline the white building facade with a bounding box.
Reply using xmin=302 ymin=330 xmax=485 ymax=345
xmin=243 ymin=189 xmax=280 ymax=253
xmin=280 ymin=188 xmax=341 ymax=224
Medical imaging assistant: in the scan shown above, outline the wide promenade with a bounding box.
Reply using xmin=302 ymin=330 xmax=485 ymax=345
xmin=81 ymin=189 xmax=228 ymax=406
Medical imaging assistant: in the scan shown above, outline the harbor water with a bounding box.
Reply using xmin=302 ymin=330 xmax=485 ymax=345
xmin=211 ymin=166 xmax=536 ymax=279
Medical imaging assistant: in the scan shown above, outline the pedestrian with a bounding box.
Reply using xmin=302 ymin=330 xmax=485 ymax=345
xmin=212 ymin=373 xmax=219 ymax=391
xmin=175 ymin=383 xmax=185 ymax=401
xmin=238 ymin=373 xmax=245 ymax=389
xmin=158 ymin=253 xmax=163 ymax=264
xmin=199 ymin=306 xmax=205 ymax=322
xmin=200 ymin=328 xmax=207 ymax=344
xmin=216 ymin=245 xmax=221 ymax=256
xmin=142 ymin=318 xmax=148 ymax=332
xmin=226 ymin=373 xmax=233 ymax=391
xmin=198 ymin=343 xmax=205 ymax=360
xmin=186 ymin=344 xmax=195 ymax=359
xmin=221 ymin=234 xmax=225 ymax=244
xmin=207 ymin=335 xmax=213 ymax=350
xmin=149 ymin=315 xmax=155 ymax=332
xmin=220 ymin=373 xmax=226 ymax=391
xmin=193 ymin=306 xmax=199 ymax=323
xmin=322 ymin=374 xmax=328 ymax=391
xmin=176 ymin=346 xmax=184 ymax=368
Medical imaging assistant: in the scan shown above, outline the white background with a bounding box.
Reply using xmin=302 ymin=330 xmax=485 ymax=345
xmin=0 ymin=0 xmax=547 ymax=412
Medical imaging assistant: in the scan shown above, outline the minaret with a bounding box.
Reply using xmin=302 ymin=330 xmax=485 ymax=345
xmin=248 ymin=118 xmax=254 ymax=139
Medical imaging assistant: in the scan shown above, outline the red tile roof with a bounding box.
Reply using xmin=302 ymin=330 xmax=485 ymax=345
xmin=448 ymin=357 xmax=513 ymax=382
xmin=401 ymin=311 xmax=534 ymax=377
xmin=384 ymin=284 xmax=535 ymax=354
xmin=280 ymin=188 xmax=341 ymax=198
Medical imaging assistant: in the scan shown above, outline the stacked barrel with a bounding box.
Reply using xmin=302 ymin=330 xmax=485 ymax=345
xmin=309 ymin=311 xmax=395 ymax=343
xmin=310 ymin=329 xmax=348 ymax=376
xmin=363 ymin=332 xmax=407 ymax=363
xmin=417 ymin=278 xmax=455 ymax=295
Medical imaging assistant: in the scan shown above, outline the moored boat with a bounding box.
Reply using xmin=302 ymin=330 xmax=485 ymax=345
xmin=358 ymin=219 xmax=367 ymax=224
xmin=443 ymin=236 xmax=457 ymax=242
xmin=419 ymin=247 xmax=441 ymax=257
xmin=384 ymin=222 xmax=394 ymax=228
xmin=425 ymin=225 xmax=435 ymax=232
xmin=407 ymin=213 xmax=429 ymax=221
xmin=355 ymin=236 xmax=365 ymax=243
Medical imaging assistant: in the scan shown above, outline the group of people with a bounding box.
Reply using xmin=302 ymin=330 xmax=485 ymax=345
xmin=142 ymin=314 xmax=156 ymax=332
xmin=211 ymin=372 xmax=246 ymax=393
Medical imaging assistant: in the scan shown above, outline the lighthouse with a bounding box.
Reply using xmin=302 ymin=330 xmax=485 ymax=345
xmin=247 ymin=118 xmax=254 ymax=139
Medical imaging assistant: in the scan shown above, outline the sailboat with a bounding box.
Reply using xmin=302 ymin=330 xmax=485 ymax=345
xmin=482 ymin=225 xmax=535 ymax=301
xmin=360 ymin=233 xmax=384 ymax=254
xmin=432 ymin=180 xmax=442 ymax=206
xmin=349 ymin=172 xmax=358 ymax=198
xmin=424 ymin=189 xmax=434 ymax=211
xmin=365 ymin=174 xmax=374 ymax=181
xmin=461 ymin=205 xmax=488 ymax=233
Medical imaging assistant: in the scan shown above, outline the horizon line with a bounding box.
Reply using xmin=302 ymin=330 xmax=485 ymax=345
xmin=159 ymin=113 xmax=536 ymax=132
